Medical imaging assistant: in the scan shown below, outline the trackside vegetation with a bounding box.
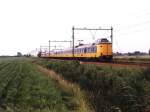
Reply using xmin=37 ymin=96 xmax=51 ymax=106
xmin=0 ymin=58 xmax=80 ymax=112
xmin=36 ymin=59 xmax=150 ymax=112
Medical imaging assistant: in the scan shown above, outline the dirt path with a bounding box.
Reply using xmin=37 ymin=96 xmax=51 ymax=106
xmin=37 ymin=64 xmax=93 ymax=112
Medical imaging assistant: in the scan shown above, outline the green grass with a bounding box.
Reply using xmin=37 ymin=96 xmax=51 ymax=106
xmin=0 ymin=57 xmax=76 ymax=112
xmin=35 ymin=58 xmax=150 ymax=112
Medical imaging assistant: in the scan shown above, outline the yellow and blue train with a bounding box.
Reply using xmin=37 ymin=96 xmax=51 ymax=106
xmin=39 ymin=38 xmax=112 ymax=61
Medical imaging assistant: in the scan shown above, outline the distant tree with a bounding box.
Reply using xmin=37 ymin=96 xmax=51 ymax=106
xmin=17 ymin=52 xmax=22 ymax=57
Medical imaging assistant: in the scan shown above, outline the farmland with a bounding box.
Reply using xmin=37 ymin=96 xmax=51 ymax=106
xmin=0 ymin=57 xmax=85 ymax=112
xmin=0 ymin=57 xmax=150 ymax=112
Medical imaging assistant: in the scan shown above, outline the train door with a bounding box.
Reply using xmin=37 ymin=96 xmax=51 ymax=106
xmin=100 ymin=44 xmax=108 ymax=56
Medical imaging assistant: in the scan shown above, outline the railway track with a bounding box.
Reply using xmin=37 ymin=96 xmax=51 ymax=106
xmin=112 ymin=60 xmax=150 ymax=66
xmin=42 ymin=58 xmax=150 ymax=68
xmin=80 ymin=60 xmax=150 ymax=68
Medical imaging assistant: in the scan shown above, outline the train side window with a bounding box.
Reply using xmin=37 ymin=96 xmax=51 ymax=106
xmin=91 ymin=47 xmax=93 ymax=53
xmin=86 ymin=48 xmax=88 ymax=53
xmin=93 ymin=47 xmax=96 ymax=52
xmin=87 ymin=48 xmax=88 ymax=53
xmin=93 ymin=47 xmax=95 ymax=53
xmin=94 ymin=47 xmax=96 ymax=52
xmin=84 ymin=48 xmax=86 ymax=53
xmin=88 ymin=48 xmax=90 ymax=53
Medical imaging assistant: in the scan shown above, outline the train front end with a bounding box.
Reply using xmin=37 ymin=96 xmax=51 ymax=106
xmin=96 ymin=38 xmax=113 ymax=61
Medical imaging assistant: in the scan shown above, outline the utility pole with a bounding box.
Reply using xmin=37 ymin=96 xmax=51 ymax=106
xmin=72 ymin=26 xmax=75 ymax=57
xmin=111 ymin=27 xmax=113 ymax=44
xmin=40 ymin=46 xmax=42 ymax=52
xmin=49 ymin=40 xmax=50 ymax=56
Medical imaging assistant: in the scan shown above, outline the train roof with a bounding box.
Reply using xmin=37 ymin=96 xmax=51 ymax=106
xmin=75 ymin=44 xmax=95 ymax=49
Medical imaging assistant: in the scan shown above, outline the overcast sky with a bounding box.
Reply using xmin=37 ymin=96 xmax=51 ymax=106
xmin=0 ymin=0 xmax=150 ymax=55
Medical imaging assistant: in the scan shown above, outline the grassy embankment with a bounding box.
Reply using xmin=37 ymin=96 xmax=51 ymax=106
xmin=0 ymin=57 xmax=88 ymax=112
xmin=35 ymin=58 xmax=150 ymax=112
xmin=113 ymin=55 xmax=150 ymax=62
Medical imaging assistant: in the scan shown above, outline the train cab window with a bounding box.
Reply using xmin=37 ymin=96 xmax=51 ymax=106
xmin=101 ymin=38 xmax=109 ymax=42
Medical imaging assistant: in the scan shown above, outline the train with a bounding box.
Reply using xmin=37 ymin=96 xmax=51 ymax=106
xmin=39 ymin=38 xmax=113 ymax=61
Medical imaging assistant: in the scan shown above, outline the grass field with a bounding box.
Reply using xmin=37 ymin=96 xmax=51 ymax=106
xmin=35 ymin=58 xmax=150 ymax=112
xmin=1 ymin=57 xmax=150 ymax=112
xmin=0 ymin=57 xmax=79 ymax=112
